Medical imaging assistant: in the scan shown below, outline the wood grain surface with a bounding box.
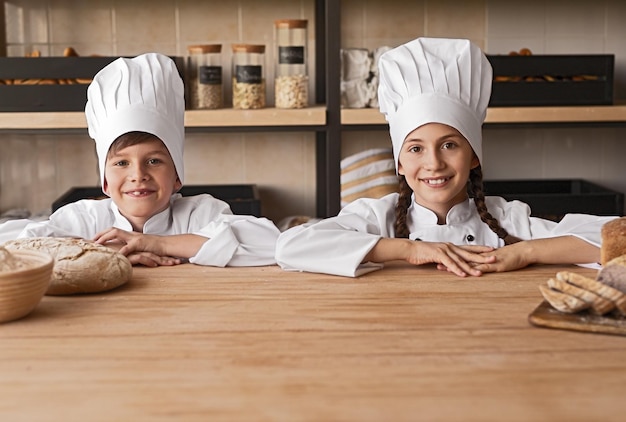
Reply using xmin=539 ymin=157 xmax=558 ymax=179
xmin=1 ymin=262 xmax=625 ymax=421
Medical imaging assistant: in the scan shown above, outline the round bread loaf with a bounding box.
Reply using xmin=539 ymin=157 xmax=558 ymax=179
xmin=597 ymin=255 xmax=626 ymax=294
xmin=3 ymin=237 xmax=132 ymax=295
xmin=601 ymin=217 xmax=626 ymax=265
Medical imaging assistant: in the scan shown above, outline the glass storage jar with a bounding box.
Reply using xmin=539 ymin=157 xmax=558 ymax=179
xmin=186 ymin=44 xmax=223 ymax=109
xmin=274 ymin=19 xmax=308 ymax=109
xmin=231 ymin=44 xmax=266 ymax=109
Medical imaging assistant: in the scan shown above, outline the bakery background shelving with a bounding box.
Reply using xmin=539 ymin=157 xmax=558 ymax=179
xmin=1 ymin=0 xmax=625 ymax=220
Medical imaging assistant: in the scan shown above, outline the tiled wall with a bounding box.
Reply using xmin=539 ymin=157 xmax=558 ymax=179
xmin=2 ymin=0 xmax=626 ymax=222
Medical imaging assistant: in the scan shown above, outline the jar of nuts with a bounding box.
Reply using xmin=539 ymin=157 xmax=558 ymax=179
xmin=187 ymin=44 xmax=223 ymax=109
xmin=274 ymin=19 xmax=308 ymax=109
xmin=231 ymin=44 xmax=266 ymax=109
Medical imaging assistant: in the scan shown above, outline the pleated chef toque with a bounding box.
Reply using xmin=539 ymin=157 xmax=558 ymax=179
xmin=377 ymin=37 xmax=492 ymax=170
xmin=85 ymin=52 xmax=185 ymax=188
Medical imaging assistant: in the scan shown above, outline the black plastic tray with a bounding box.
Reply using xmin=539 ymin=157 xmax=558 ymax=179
xmin=486 ymin=54 xmax=614 ymax=106
xmin=0 ymin=56 xmax=185 ymax=112
xmin=483 ymin=179 xmax=623 ymax=221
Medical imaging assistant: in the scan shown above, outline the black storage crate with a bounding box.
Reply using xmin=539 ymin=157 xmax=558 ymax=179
xmin=483 ymin=179 xmax=623 ymax=221
xmin=486 ymin=55 xmax=614 ymax=106
xmin=52 ymin=184 xmax=261 ymax=217
xmin=0 ymin=56 xmax=185 ymax=112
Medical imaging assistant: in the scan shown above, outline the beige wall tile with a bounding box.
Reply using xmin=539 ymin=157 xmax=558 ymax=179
xmin=242 ymin=132 xmax=316 ymax=220
xmin=184 ymin=133 xmax=246 ymax=183
xmin=177 ymin=0 xmax=239 ymax=46
xmin=425 ymin=0 xmax=486 ymax=48
xmin=114 ymin=0 xmax=176 ymax=47
xmin=5 ymin=0 xmax=49 ymax=44
xmin=48 ymin=0 xmax=113 ymax=45
xmin=342 ymin=131 xmax=391 ymax=159
xmin=481 ymin=128 xmax=545 ymax=180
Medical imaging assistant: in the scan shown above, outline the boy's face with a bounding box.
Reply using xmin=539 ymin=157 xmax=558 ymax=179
xmin=103 ymin=137 xmax=182 ymax=231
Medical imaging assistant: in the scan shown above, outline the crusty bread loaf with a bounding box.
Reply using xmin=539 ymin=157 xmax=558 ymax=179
xmin=601 ymin=217 xmax=626 ymax=265
xmin=597 ymin=254 xmax=626 ymax=294
xmin=3 ymin=237 xmax=132 ymax=295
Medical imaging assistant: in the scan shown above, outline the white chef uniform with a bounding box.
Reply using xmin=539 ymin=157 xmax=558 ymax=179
xmin=19 ymin=195 xmax=278 ymax=267
xmin=275 ymin=37 xmax=618 ymax=276
xmin=276 ymin=193 xmax=615 ymax=277
xmin=4 ymin=53 xmax=279 ymax=266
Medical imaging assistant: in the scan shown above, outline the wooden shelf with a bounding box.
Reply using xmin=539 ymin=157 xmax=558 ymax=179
xmin=0 ymin=106 xmax=327 ymax=130
xmin=341 ymin=104 xmax=626 ymax=125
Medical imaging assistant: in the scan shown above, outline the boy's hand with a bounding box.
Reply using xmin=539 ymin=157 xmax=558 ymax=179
xmin=125 ymin=251 xmax=182 ymax=267
xmin=94 ymin=228 xmax=181 ymax=266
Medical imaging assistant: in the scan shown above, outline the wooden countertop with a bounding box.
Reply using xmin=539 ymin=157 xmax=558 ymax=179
xmin=1 ymin=263 xmax=625 ymax=421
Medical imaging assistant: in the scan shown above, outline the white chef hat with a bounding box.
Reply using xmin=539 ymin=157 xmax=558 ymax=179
xmin=85 ymin=52 xmax=185 ymax=188
xmin=377 ymin=37 xmax=492 ymax=170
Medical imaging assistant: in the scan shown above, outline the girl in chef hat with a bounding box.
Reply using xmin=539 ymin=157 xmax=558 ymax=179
xmin=18 ymin=53 xmax=279 ymax=267
xmin=276 ymin=37 xmax=615 ymax=277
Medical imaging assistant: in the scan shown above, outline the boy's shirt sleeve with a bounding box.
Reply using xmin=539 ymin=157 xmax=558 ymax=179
xmin=180 ymin=195 xmax=280 ymax=267
xmin=18 ymin=199 xmax=115 ymax=239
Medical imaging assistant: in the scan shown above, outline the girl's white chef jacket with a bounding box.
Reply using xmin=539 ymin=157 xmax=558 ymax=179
xmin=275 ymin=193 xmax=617 ymax=277
xmin=15 ymin=193 xmax=280 ymax=267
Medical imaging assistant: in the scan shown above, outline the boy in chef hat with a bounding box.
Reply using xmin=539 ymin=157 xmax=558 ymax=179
xmin=18 ymin=52 xmax=279 ymax=268
xmin=275 ymin=37 xmax=613 ymax=277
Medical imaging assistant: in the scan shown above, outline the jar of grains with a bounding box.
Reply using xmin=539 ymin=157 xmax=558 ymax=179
xmin=186 ymin=44 xmax=223 ymax=109
xmin=231 ymin=44 xmax=266 ymax=109
xmin=274 ymin=19 xmax=308 ymax=109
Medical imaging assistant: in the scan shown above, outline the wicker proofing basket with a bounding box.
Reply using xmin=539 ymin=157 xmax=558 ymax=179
xmin=0 ymin=250 xmax=53 ymax=323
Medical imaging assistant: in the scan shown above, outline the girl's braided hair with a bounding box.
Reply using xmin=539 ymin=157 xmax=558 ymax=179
xmin=394 ymin=166 xmax=520 ymax=244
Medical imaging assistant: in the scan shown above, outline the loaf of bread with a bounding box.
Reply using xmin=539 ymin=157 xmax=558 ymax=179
xmin=597 ymin=255 xmax=626 ymax=294
xmin=546 ymin=276 xmax=613 ymax=315
xmin=3 ymin=237 xmax=132 ymax=295
xmin=601 ymin=217 xmax=626 ymax=265
xmin=538 ymin=284 xmax=589 ymax=313
xmin=539 ymin=269 xmax=626 ymax=316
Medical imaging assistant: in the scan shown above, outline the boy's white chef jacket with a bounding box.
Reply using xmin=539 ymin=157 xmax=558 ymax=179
xmin=275 ymin=193 xmax=616 ymax=277
xmin=12 ymin=194 xmax=280 ymax=267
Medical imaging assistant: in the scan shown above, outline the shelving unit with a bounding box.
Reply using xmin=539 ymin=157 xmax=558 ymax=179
xmin=341 ymin=105 xmax=626 ymax=126
xmin=2 ymin=0 xmax=625 ymax=218
xmin=0 ymin=107 xmax=327 ymax=130
xmin=0 ymin=0 xmax=342 ymax=218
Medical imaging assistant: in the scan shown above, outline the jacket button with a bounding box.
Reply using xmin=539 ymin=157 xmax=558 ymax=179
xmin=466 ymin=234 xmax=475 ymax=242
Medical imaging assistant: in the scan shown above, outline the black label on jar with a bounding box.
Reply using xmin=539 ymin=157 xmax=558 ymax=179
xmin=199 ymin=66 xmax=222 ymax=85
xmin=278 ymin=46 xmax=305 ymax=65
xmin=235 ymin=65 xmax=262 ymax=84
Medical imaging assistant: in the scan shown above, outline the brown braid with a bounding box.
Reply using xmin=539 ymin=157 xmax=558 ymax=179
xmin=394 ymin=176 xmax=412 ymax=238
xmin=468 ymin=166 xmax=520 ymax=245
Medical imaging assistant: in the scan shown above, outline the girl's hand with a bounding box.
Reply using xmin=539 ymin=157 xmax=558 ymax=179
xmin=366 ymin=238 xmax=496 ymax=277
xmin=469 ymin=243 xmax=532 ymax=273
xmin=407 ymin=242 xmax=496 ymax=277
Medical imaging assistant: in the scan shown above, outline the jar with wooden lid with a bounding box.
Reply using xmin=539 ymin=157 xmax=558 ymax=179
xmin=231 ymin=44 xmax=266 ymax=109
xmin=186 ymin=44 xmax=223 ymax=109
xmin=274 ymin=19 xmax=308 ymax=109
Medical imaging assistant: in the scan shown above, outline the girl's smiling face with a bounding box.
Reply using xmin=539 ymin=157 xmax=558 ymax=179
xmin=398 ymin=123 xmax=479 ymax=223
xmin=103 ymin=135 xmax=181 ymax=231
